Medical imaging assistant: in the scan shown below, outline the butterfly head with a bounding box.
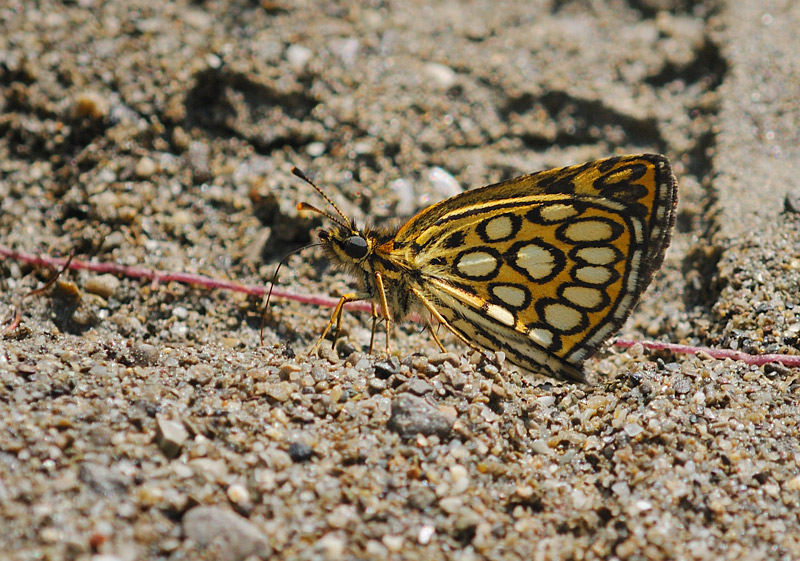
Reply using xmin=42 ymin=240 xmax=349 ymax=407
xmin=317 ymin=226 xmax=374 ymax=267
xmin=291 ymin=167 xmax=374 ymax=268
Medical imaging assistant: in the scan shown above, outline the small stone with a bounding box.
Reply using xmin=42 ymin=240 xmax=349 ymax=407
xmin=327 ymin=504 xmax=358 ymax=529
xmin=79 ymin=463 xmax=130 ymax=496
xmin=531 ymin=439 xmax=550 ymax=455
xmin=387 ymin=394 xmax=454 ymax=439
xmin=785 ymin=189 xmax=800 ymax=213
xmin=316 ymin=533 xmax=345 ymax=559
xmin=390 ymin=178 xmax=416 ymax=216
xmin=405 ymin=378 xmax=432 ymax=395
xmin=74 ymin=91 xmax=109 ymax=120
xmin=172 ymin=306 xmax=189 ymax=320
xmin=189 ymin=458 xmax=229 ymax=482
xmin=288 ymin=441 xmax=314 ymax=463
xmin=423 ymin=62 xmax=457 ymax=89
xmin=266 ymin=381 xmax=294 ymax=402
xmin=428 ymin=352 xmax=460 ymax=367
xmin=306 ymin=141 xmax=326 ymax=157
xmin=623 ymin=422 xmax=643 ymax=437
xmin=330 ymin=37 xmax=360 ymax=66
xmin=183 ymin=506 xmax=270 ymax=560
xmin=670 ymin=373 xmax=692 ymax=394
xmin=135 ymin=156 xmax=157 ymax=178
xmin=84 ymin=274 xmax=121 ymax=299
xmin=536 ymin=395 xmax=555 ymax=407
xmin=227 ymin=483 xmax=251 ymax=507
xmin=454 ymin=509 xmax=481 ymax=533
xmin=187 ymin=141 xmax=211 ymax=183
xmin=439 ymin=496 xmax=463 ymax=514
xmin=382 ymin=534 xmax=404 ymax=552
xmin=407 ymin=485 xmax=437 ymax=510
xmin=286 ymin=44 xmax=313 ymax=71
xmin=368 ymin=377 xmax=387 ymax=393
xmin=131 ymin=342 xmax=159 ymax=366
xmin=427 ymin=167 xmax=462 ymax=199
xmin=515 ymin=484 xmax=534 ymax=499
xmin=449 ymin=464 xmax=469 ymax=494
xmin=155 ymin=415 xmax=189 ymax=459
xmin=278 ymin=362 xmax=302 ymax=379
xmin=374 ymin=357 xmax=400 ymax=379
xmin=418 ymin=525 xmax=435 ymax=545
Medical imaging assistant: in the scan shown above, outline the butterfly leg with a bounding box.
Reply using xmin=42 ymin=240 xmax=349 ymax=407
xmin=427 ymin=322 xmax=447 ymax=353
xmin=410 ymin=287 xmax=483 ymax=355
xmin=310 ymin=292 xmax=370 ymax=354
xmin=368 ymin=302 xmax=378 ymax=354
xmin=373 ymin=271 xmax=392 ymax=353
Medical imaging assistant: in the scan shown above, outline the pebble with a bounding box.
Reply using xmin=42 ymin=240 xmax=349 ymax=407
xmin=182 ymin=506 xmax=270 ymax=560
xmin=417 ymin=525 xmax=435 ymax=545
xmin=306 ymin=141 xmax=326 ymax=157
xmin=286 ymin=44 xmax=313 ymax=71
xmin=266 ymin=381 xmax=294 ymax=402
xmin=438 ymin=496 xmax=463 ymax=514
xmin=422 ymin=62 xmax=457 ymax=89
xmin=624 ymin=422 xmax=644 ymax=437
xmin=427 ymin=167 xmax=462 ymax=200
xmin=374 ymin=357 xmax=400 ymax=379
xmin=131 ymin=342 xmax=159 ymax=366
xmin=316 ymin=533 xmax=345 ymax=559
xmin=404 ymin=378 xmax=432 ymax=395
xmin=387 ymin=393 xmax=454 ymax=438
xmin=155 ymin=415 xmax=189 ymax=459
xmin=78 ymin=463 xmax=129 ymax=496
xmin=784 ymin=189 xmax=800 ymax=213
xmin=135 ymin=156 xmax=157 ymax=178
xmin=382 ymin=534 xmax=404 ymax=552
xmin=428 ymin=352 xmax=460 ymax=367
xmin=449 ymin=464 xmax=469 ymax=494
xmin=287 ymin=441 xmax=314 ymax=463
xmin=670 ymin=373 xmax=692 ymax=394
xmin=84 ymin=274 xmax=121 ymax=299
xmin=226 ymin=483 xmax=251 ymax=507
xmin=74 ymin=90 xmax=109 ymax=120
xmin=330 ymin=37 xmax=360 ymax=66
xmin=390 ymin=178 xmax=416 ymax=215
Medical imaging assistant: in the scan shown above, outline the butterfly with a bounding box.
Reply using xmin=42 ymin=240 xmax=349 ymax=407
xmin=293 ymin=154 xmax=678 ymax=383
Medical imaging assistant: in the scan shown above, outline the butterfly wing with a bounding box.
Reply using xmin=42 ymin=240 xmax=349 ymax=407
xmin=384 ymin=154 xmax=678 ymax=381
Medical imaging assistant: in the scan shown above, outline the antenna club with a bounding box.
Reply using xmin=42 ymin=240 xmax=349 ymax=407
xmin=291 ymin=167 xmax=310 ymax=182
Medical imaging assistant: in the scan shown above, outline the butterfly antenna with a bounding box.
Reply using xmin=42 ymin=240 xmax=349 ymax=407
xmin=260 ymin=243 xmax=322 ymax=345
xmin=292 ymin=167 xmax=354 ymax=230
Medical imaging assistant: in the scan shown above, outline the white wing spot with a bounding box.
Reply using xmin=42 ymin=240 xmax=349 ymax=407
xmin=576 ymin=246 xmax=618 ymax=265
xmin=456 ymin=251 xmax=498 ymax=278
xmin=491 ymin=285 xmax=527 ymax=308
xmin=575 ymin=266 xmax=612 ymax=285
xmin=484 ymin=216 xmax=513 ymax=240
xmin=540 ymin=204 xmax=578 ymax=222
xmin=515 ymin=244 xmax=556 ymax=279
xmin=529 ymin=327 xmax=554 ymax=348
xmin=544 ymin=303 xmax=584 ymax=331
xmin=563 ymin=286 xmax=604 ymax=309
xmin=564 ymin=220 xmax=614 ymax=242
xmin=486 ymin=304 xmax=515 ymax=326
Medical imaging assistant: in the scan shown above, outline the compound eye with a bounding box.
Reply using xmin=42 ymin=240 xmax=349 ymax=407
xmin=343 ymin=235 xmax=368 ymax=259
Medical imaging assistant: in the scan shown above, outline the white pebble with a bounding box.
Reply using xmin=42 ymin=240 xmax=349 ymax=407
xmin=423 ymin=62 xmax=457 ymax=89
xmin=427 ymin=167 xmax=462 ymax=200
xmin=418 ymin=524 xmax=435 ymax=545
xmin=287 ymin=44 xmax=312 ymax=71
xmin=390 ymin=178 xmax=416 ymax=215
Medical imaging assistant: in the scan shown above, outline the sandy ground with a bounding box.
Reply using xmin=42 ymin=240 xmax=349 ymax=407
xmin=2 ymin=0 xmax=800 ymax=559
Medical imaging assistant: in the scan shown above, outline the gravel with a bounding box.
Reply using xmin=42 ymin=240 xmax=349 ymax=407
xmin=2 ymin=1 xmax=800 ymax=560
